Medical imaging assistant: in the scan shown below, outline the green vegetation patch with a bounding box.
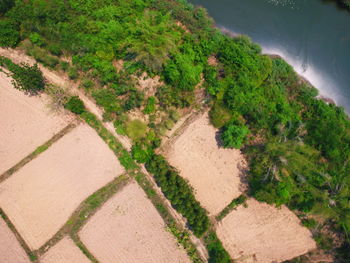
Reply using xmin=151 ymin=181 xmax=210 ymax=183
xmin=145 ymin=154 xmax=209 ymax=237
xmin=0 ymin=56 xmax=45 ymax=95
xmin=126 ymin=119 xmax=147 ymax=141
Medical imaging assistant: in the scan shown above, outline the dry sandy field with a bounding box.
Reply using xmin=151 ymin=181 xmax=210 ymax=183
xmin=216 ymin=198 xmax=316 ymax=263
xmin=0 ymin=71 xmax=72 ymax=175
xmin=0 ymin=217 xmax=30 ymax=263
xmin=0 ymin=124 xmax=124 ymax=250
xmin=79 ymin=182 xmax=190 ymax=263
xmin=40 ymin=236 xmax=90 ymax=263
xmin=166 ymin=112 xmax=246 ymax=215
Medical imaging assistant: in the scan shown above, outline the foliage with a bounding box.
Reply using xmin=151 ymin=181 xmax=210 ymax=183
xmin=0 ymin=56 xmax=45 ymax=94
xmin=65 ymin=96 xmax=85 ymax=114
xmin=164 ymin=48 xmax=202 ymax=91
xmin=145 ymin=154 xmax=209 ymax=237
xmin=204 ymin=232 xmax=231 ymax=263
xmin=209 ymin=102 xmax=232 ymax=128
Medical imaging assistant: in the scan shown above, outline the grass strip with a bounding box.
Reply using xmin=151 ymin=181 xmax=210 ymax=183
xmin=216 ymin=194 xmax=247 ymax=221
xmin=0 ymin=208 xmax=37 ymax=262
xmin=78 ymin=109 xmax=204 ymax=262
xmin=0 ymin=122 xmax=77 ymax=183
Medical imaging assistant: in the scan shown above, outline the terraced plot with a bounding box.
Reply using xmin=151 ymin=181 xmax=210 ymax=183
xmin=0 ymin=124 xmax=124 ymax=249
xmin=40 ymin=236 xmax=90 ymax=263
xmin=0 ymin=217 xmax=30 ymax=263
xmin=216 ymin=198 xmax=316 ymax=263
xmin=0 ymin=71 xmax=72 ymax=175
xmin=79 ymin=182 xmax=190 ymax=263
xmin=166 ymin=112 xmax=247 ymax=215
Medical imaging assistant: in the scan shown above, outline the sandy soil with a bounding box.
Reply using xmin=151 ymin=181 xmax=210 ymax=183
xmin=40 ymin=236 xmax=90 ymax=263
xmin=79 ymin=182 xmax=191 ymax=263
xmin=137 ymin=72 xmax=163 ymax=98
xmin=0 ymin=124 xmax=124 ymax=250
xmin=0 ymin=217 xmax=30 ymax=263
xmin=166 ymin=112 xmax=247 ymax=215
xmin=0 ymin=71 xmax=72 ymax=175
xmin=216 ymin=198 xmax=317 ymax=263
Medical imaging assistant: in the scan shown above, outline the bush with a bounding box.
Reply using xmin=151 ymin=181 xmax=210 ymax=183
xmin=0 ymin=56 xmax=45 ymax=95
xmin=143 ymin=96 xmax=156 ymax=114
xmin=126 ymin=119 xmax=147 ymax=141
xmin=205 ymin=232 xmax=231 ymax=263
xmin=0 ymin=19 xmax=19 ymax=47
xmin=64 ymin=96 xmax=85 ymax=114
xmin=221 ymin=122 xmax=249 ymax=149
xmin=146 ymin=154 xmax=209 ymax=237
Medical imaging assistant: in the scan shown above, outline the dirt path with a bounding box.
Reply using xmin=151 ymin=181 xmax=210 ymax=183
xmin=0 ymin=47 xmax=208 ymax=261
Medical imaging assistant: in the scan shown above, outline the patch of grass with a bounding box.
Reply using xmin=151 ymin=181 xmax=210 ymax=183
xmin=33 ymin=144 xmax=49 ymax=155
xmin=126 ymin=119 xmax=147 ymax=141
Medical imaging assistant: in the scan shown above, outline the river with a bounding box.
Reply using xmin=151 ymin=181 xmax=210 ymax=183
xmin=189 ymin=0 xmax=350 ymax=112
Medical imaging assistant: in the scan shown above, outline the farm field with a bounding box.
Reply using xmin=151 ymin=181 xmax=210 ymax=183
xmin=0 ymin=71 xmax=72 ymax=175
xmin=216 ymin=198 xmax=316 ymax=263
xmin=40 ymin=236 xmax=90 ymax=263
xmin=79 ymin=182 xmax=190 ymax=263
xmin=0 ymin=124 xmax=124 ymax=250
xmin=0 ymin=217 xmax=30 ymax=263
xmin=166 ymin=112 xmax=247 ymax=215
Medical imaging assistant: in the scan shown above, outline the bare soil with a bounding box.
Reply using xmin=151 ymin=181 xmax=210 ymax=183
xmin=0 ymin=71 xmax=72 ymax=175
xmin=216 ymin=198 xmax=317 ymax=263
xmin=0 ymin=217 xmax=30 ymax=263
xmin=79 ymin=182 xmax=191 ymax=263
xmin=0 ymin=124 xmax=124 ymax=249
xmin=40 ymin=236 xmax=90 ymax=263
xmin=166 ymin=112 xmax=247 ymax=215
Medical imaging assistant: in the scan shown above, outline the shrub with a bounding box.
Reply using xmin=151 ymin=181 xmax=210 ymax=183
xmin=143 ymin=96 xmax=156 ymax=114
xmin=209 ymin=102 xmax=232 ymax=128
xmin=126 ymin=119 xmax=147 ymax=141
xmin=64 ymin=96 xmax=85 ymax=114
xmin=131 ymin=143 xmax=154 ymax=163
xmin=146 ymin=154 xmax=209 ymax=237
xmin=221 ymin=122 xmax=249 ymax=149
xmin=205 ymin=232 xmax=231 ymax=263
xmin=0 ymin=56 xmax=45 ymax=95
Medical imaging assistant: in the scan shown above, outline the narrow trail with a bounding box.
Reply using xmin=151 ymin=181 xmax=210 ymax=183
xmin=0 ymin=47 xmax=208 ymax=262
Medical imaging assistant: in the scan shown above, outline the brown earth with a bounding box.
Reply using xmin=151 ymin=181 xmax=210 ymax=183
xmin=0 ymin=217 xmax=30 ymax=263
xmin=0 ymin=124 xmax=124 ymax=249
xmin=166 ymin=112 xmax=247 ymax=215
xmin=216 ymin=198 xmax=317 ymax=263
xmin=79 ymin=182 xmax=191 ymax=263
xmin=0 ymin=71 xmax=72 ymax=175
xmin=40 ymin=236 xmax=90 ymax=263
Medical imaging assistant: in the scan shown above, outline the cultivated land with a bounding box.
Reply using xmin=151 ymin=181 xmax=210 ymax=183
xmin=79 ymin=182 xmax=191 ymax=263
xmin=0 ymin=124 xmax=124 ymax=250
xmin=40 ymin=236 xmax=90 ymax=263
xmin=0 ymin=71 xmax=72 ymax=175
xmin=166 ymin=112 xmax=247 ymax=215
xmin=0 ymin=217 xmax=30 ymax=263
xmin=216 ymin=198 xmax=317 ymax=263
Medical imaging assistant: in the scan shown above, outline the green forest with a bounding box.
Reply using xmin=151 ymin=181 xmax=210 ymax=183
xmin=1 ymin=0 xmax=350 ymax=261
